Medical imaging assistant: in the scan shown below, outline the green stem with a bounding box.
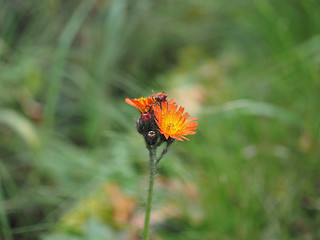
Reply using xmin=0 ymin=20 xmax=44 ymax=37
xmin=143 ymin=146 xmax=157 ymax=240
xmin=156 ymin=141 xmax=172 ymax=165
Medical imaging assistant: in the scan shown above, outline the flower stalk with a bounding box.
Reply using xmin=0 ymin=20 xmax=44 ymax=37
xmin=156 ymin=141 xmax=173 ymax=165
xmin=143 ymin=146 xmax=157 ymax=240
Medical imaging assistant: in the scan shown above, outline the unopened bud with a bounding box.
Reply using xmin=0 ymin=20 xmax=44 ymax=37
xmin=145 ymin=130 xmax=158 ymax=145
xmin=140 ymin=112 xmax=151 ymax=121
xmin=136 ymin=112 xmax=152 ymax=134
xmin=148 ymin=131 xmax=156 ymax=138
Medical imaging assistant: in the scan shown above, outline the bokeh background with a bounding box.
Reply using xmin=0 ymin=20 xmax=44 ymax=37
xmin=1 ymin=0 xmax=320 ymax=239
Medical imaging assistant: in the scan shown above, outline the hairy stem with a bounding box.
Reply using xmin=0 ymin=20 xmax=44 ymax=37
xmin=143 ymin=146 xmax=157 ymax=240
xmin=156 ymin=142 xmax=172 ymax=165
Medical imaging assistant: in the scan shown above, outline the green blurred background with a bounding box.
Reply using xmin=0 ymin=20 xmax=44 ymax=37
xmin=1 ymin=0 xmax=320 ymax=239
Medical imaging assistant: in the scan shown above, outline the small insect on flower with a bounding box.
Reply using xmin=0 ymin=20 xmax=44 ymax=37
xmin=151 ymin=91 xmax=177 ymax=109
xmin=152 ymin=91 xmax=168 ymax=104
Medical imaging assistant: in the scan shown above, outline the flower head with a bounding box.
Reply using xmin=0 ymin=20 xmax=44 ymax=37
xmin=153 ymin=102 xmax=198 ymax=141
xmin=125 ymin=97 xmax=154 ymax=113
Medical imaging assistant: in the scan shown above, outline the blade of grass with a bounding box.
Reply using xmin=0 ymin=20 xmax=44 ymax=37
xmin=0 ymin=162 xmax=19 ymax=203
xmin=200 ymin=99 xmax=300 ymax=126
xmin=0 ymin=177 xmax=13 ymax=240
xmin=11 ymin=223 xmax=54 ymax=235
xmin=0 ymin=108 xmax=39 ymax=148
xmin=85 ymin=0 xmax=127 ymax=145
xmin=43 ymin=0 xmax=97 ymax=128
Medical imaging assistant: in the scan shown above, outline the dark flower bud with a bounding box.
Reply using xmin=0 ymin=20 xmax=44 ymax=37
xmin=145 ymin=130 xmax=158 ymax=145
xmin=141 ymin=112 xmax=151 ymax=121
xmin=148 ymin=131 xmax=156 ymax=138
xmin=136 ymin=112 xmax=152 ymax=134
xmin=136 ymin=119 xmax=145 ymax=134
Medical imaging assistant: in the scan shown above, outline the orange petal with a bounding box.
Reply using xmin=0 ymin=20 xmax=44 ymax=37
xmin=125 ymin=98 xmax=136 ymax=106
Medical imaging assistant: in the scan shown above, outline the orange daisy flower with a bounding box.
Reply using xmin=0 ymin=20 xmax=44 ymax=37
xmin=125 ymin=96 xmax=154 ymax=113
xmin=153 ymin=102 xmax=198 ymax=141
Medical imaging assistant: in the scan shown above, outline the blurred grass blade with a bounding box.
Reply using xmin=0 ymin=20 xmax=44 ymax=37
xmin=86 ymin=0 xmax=127 ymax=144
xmin=201 ymin=99 xmax=300 ymax=125
xmin=0 ymin=162 xmax=19 ymax=203
xmin=96 ymin=0 xmax=127 ymax=81
xmin=0 ymin=109 xmax=39 ymax=148
xmin=0 ymin=179 xmax=13 ymax=240
xmin=44 ymin=0 xmax=98 ymax=128
xmin=11 ymin=223 xmax=53 ymax=235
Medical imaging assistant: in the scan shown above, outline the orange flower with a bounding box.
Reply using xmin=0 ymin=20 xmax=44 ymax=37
xmin=125 ymin=97 xmax=154 ymax=113
xmin=153 ymin=102 xmax=198 ymax=141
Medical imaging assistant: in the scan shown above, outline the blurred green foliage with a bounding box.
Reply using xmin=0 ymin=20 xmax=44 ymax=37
xmin=0 ymin=0 xmax=320 ymax=239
